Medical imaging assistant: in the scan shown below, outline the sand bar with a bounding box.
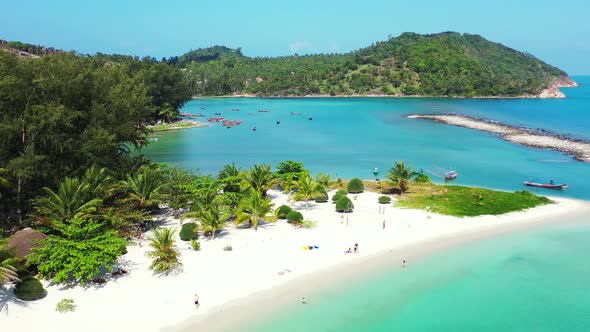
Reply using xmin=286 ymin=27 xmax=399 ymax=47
xmin=2 ymin=191 xmax=590 ymax=332
xmin=408 ymin=114 xmax=590 ymax=162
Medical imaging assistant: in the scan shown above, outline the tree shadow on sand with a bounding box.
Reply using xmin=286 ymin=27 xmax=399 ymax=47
xmin=0 ymin=286 xmax=29 ymax=314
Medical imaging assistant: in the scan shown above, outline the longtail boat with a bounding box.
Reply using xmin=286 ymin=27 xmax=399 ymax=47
xmin=207 ymin=117 xmax=225 ymax=122
xmin=524 ymin=181 xmax=568 ymax=189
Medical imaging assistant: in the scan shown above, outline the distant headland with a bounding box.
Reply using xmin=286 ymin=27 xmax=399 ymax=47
xmin=1 ymin=32 xmax=577 ymax=99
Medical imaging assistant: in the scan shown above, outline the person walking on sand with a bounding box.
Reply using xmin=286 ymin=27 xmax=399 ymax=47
xmin=354 ymin=243 xmax=359 ymax=254
xmin=301 ymin=297 xmax=307 ymax=304
xmin=194 ymin=293 xmax=200 ymax=309
xmin=341 ymin=214 xmax=344 ymax=224
xmin=383 ymin=219 xmax=386 ymax=230
xmin=403 ymin=260 xmax=407 ymax=268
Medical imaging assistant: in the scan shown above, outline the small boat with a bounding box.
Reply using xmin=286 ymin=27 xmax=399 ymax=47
xmin=252 ymin=127 xmax=257 ymax=131
xmin=232 ymin=108 xmax=240 ymax=111
xmin=222 ymin=120 xmax=242 ymax=127
xmin=291 ymin=112 xmax=302 ymax=115
xmin=524 ymin=181 xmax=568 ymax=189
xmin=444 ymin=170 xmax=458 ymax=180
xmin=276 ymin=120 xmax=281 ymax=125
xmin=207 ymin=117 xmax=226 ymax=122
xmin=259 ymin=109 xmax=271 ymax=113
xmin=373 ymin=168 xmax=379 ymax=176
xmin=248 ymin=112 xmax=256 ymax=115
xmin=195 ymin=113 xmax=206 ymax=117
xmin=214 ymin=112 xmax=222 ymax=115
xmin=200 ymin=106 xmax=206 ymax=110
xmin=179 ymin=112 xmax=190 ymax=116
xmin=308 ymin=117 xmax=313 ymax=120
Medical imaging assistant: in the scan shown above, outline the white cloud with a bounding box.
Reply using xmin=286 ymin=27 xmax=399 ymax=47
xmin=289 ymin=41 xmax=312 ymax=53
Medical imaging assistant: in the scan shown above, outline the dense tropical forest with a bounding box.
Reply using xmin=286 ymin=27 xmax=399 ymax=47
xmin=173 ymin=32 xmax=569 ymax=97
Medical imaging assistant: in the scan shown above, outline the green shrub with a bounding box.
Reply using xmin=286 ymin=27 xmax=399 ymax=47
xmin=347 ymin=178 xmax=364 ymax=193
xmin=179 ymin=223 xmax=198 ymax=241
xmin=56 ymin=298 xmax=76 ymax=313
xmin=14 ymin=276 xmax=47 ymax=301
xmin=275 ymin=205 xmax=293 ymax=219
xmin=223 ymin=245 xmax=233 ymax=251
xmin=190 ymin=239 xmax=200 ymax=251
xmin=332 ymin=189 xmax=348 ymax=202
xmin=336 ymin=196 xmax=354 ymax=212
xmin=378 ymin=196 xmax=392 ymax=204
xmin=314 ymin=188 xmax=329 ymax=203
xmin=286 ymin=211 xmax=304 ymax=223
xmin=415 ymin=173 xmax=431 ymax=183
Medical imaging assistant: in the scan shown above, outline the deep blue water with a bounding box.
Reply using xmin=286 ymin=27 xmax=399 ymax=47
xmin=143 ymin=76 xmax=590 ymax=200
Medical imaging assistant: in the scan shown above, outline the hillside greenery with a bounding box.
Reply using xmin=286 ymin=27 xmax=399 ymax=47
xmin=174 ymin=32 xmax=567 ymax=97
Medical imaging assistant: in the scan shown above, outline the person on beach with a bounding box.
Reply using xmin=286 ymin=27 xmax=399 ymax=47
xmin=383 ymin=219 xmax=386 ymax=230
xmin=301 ymin=297 xmax=307 ymax=304
xmin=194 ymin=294 xmax=200 ymax=309
xmin=341 ymin=214 xmax=344 ymax=224
xmin=354 ymin=243 xmax=359 ymax=253
xmin=403 ymin=260 xmax=407 ymax=268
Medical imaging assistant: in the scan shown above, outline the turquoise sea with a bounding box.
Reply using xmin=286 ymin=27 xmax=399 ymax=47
xmin=143 ymin=77 xmax=590 ymax=200
xmin=144 ymin=77 xmax=590 ymax=332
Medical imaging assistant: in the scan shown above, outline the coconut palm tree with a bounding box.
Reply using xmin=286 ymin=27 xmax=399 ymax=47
xmin=119 ymin=167 xmax=163 ymax=210
xmin=315 ymin=172 xmax=333 ymax=189
xmin=158 ymin=104 xmax=176 ymax=124
xmin=291 ymin=174 xmax=323 ymax=211
xmin=147 ymin=227 xmax=181 ymax=273
xmin=236 ymin=191 xmax=275 ymax=230
xmin=0 ymin=260 xmax=19 ymax=286
xmin=217 ymin=162 xmax=242 ymax=193
xmin=37 ymin=177 xmax=102 ymax=222
xmin=387 ymin=161 xmax=417 ymax=194
xmin=242 ymin=164 xmax=278 ymax=197
xmin=199 ymin=203 xmax=229 ymax=240
xmin=82 ymin=165 xmax=113 ymax=199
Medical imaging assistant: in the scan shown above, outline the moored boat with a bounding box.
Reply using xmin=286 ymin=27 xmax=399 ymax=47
xmin=523 ymin=181 xmax=568 ymax=189
xmin=259 ymin=109 xmax=271 ymax=112
xmin=208 ymin=117 xmax=226 ymax=122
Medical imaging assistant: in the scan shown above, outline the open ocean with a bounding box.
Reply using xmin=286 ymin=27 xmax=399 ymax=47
xmin=143 ymin=77 xmax=590 ymax=331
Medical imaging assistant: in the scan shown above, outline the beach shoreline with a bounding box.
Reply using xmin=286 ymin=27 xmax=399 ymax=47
xmin=3 ymin=191 xmax=590 ymax=332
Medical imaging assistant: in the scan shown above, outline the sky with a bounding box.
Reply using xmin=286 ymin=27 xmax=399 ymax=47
xmin=2 ymin=0 xmax=590 ymax=74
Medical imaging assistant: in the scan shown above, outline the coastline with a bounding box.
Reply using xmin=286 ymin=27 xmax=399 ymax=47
xmin=148 ymin=119 xmax=208 ymax=132
xmin=408 ymin=114 xmax=590 ymax=163
xmin=3 ymin=190 xmax=589 ymax=332
xmin=191 ymin=77 xmax=578 ymax=100
xmin=167 ymin=197 xmax=590 ymax=332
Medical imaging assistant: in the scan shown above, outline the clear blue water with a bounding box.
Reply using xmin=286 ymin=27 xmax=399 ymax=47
xmin=143 ymin=76 xmax=590 ymax=200
xmin=145 ymin=77 xmax=590 ymax=331
xmin=247 ymin=216 xmax=590 ymax=332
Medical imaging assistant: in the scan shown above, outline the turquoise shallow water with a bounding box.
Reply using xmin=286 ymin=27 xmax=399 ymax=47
xmin=143 ymin=76 xmax=590 ymax=200
xmin=246 ymin=216 xmax=590 ymax=332
xmin=147 ymin=77 xmax=590 ymax=331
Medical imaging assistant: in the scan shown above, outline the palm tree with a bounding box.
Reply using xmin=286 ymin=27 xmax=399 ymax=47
xmin=315 ymin=172 xmax=333 ymax=189
xmin=0 ymin=260 xmax=20 ymax=286
xmin=82 ymin=165 xmax=113 ymax=199
xmin=199 ymin=203 xmax=229 ymax=240
xmin=218 ymin=162 xmax=242 ymax=193
xmin=37 ymin=177 xmax=102 ymax=222
xmin=387 ymin=161 xmax=417 ymax=194
xmin=242 ymin=164 xmax=278 ymax=197
xmin=236 ymin=191 xmax=275 ymax=230
xmin=158 ymin=104 xmax=176 ymax=124
xmin=147 ymin=227 xmax=181 ymax=273
xmin=119 ymin=167 xmax=163 ymax=210
xmin=291 ymin=174 xmax=323 ymax=211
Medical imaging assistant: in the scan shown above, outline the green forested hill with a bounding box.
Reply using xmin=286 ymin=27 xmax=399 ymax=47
xmin=175 ymin=32 xmax=570 ymax=97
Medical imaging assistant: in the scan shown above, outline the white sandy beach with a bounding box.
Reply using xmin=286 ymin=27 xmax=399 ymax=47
xmin=2 ymin=190 xmax=590 ymax=332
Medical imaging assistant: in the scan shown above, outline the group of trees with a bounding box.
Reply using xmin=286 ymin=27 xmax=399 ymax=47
xmin=173 ymin=32 xmax=567 ymax=97
xmin=0 ymin=50 xmax=192 ymax=233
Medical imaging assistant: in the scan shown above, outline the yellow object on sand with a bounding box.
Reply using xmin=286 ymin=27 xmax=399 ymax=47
xmin=302 ymin=246 xmax=310 ymax=250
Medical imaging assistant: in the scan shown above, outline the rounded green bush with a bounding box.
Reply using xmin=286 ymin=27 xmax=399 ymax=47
xmin=179 ymin=222 xmax=198 ymax=241
xmin=336 ymin=196 xmax=354 ymax=212
xmin=414 ymin=173 xmax=431 ymax=183
xmin=276 ymin=205 xmax=293 ymax=219
xmin=332 ymin=189 xmax=348 ymax=202
xmin=378 ymin=196 xmax=392 ymax=204
xmin=347 ymin=178 xmax=364 ymax=193
xmin=14 ymin=276 xmax=47 ymax=301
xmin=314 ymin=188 xmax=328 ymax=203
xmin=286 ymin=210 xmax=304 ymax=223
